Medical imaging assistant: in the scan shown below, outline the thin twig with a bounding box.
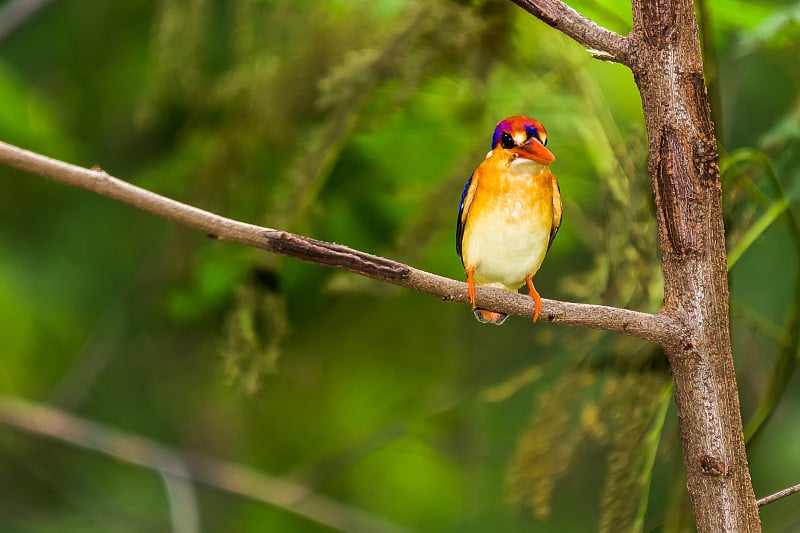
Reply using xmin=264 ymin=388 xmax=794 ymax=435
xmin=0 ymin=140 xmax=680 ymax=345
xmin=757 ymin=482 xmax=800 ymax=508
xmin=507 ymin=0 xmax=629 ymax=64
xmin=0 ymin=0 xmax=55 ymax=41
xmin=0 ymin=395 xmax=413 ymax=533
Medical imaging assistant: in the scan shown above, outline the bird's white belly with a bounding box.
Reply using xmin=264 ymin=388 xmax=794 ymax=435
xmin=464 ymin=207 xmax=550 ymax=290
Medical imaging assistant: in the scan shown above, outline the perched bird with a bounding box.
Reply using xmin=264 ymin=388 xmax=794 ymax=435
xmin=456 ymin=116 xmax=562 ymax=325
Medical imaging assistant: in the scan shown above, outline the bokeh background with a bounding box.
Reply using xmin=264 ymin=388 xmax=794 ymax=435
xmin=1 ymin=0 xmax=799 ymax=531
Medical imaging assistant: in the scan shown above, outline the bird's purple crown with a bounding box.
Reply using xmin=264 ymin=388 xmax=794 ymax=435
xmin=490 ymin=116 xmax=543 ymax=149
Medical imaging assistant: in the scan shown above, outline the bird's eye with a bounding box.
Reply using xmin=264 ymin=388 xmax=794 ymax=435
xmin=525 ymin=124 xmax=546 ymax=145
xmin=500 ymin=132 xmax=515 ymax=149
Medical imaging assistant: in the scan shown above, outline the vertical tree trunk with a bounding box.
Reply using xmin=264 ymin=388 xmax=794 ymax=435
xmin=629 ymin=0 xmax=760 ymax=529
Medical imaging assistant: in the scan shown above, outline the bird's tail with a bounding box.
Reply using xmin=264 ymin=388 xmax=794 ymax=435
xmin=473 ymin=308 xmax=509 ymax=325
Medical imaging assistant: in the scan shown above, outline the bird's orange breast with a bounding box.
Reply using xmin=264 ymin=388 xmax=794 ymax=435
xmin=460 ymin=152 xmax=555 ymax=291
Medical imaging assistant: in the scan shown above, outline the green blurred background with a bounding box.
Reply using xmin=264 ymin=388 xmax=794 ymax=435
xmin=0 ymin=0 xmax=799 ymax=531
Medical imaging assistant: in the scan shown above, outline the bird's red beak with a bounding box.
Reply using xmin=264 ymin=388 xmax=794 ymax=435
xmin=512 ymin=138 xmax=555 ymax=164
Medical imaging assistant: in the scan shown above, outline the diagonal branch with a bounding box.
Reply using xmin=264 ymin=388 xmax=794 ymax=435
xmin=0 ymin=395 xmax=412 ymax=533
xmin=507 ymin=0 xmax=630 ymax=64
xmin=756 ymin=482 xmax=800 ymax=508
xmin=0 ymin=140 xmax=678 ymax=345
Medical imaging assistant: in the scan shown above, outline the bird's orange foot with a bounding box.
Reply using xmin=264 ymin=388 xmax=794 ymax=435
xmin=467 ymin=267 xmax=477 ymax=310
xmin=526 ymin=276 xmax=542 ymax=323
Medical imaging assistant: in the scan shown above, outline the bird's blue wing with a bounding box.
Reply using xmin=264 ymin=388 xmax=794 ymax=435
xmin=456 ymin=172 xmax=476 ymax=265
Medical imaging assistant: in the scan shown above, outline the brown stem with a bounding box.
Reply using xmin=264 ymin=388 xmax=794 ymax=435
xmin=628 ymin=0 xmax=759 ymax=529
xmin=507 ymin=0 xmax=761 ymax=529
xmin=0 ymin=140 xmax=678 ymax=344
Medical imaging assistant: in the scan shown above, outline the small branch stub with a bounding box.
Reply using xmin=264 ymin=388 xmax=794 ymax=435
xmin=700 ymin=454 xmax=726 ymax=477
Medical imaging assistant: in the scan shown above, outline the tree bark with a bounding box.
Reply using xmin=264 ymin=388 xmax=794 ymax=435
xmin=629 ymin=0 xmax=760 ymax=529
xmin=510 ymin=0 xmax=761 ymax=529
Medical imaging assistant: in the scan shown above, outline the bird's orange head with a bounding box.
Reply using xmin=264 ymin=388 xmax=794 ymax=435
xmin=490 ymin=115 xmax=555 ymax=164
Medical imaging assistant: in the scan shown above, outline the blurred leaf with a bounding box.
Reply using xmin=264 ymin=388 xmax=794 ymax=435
xmin=723 ymin=148 xmax=799 ymax=271
xmin=0 ymin=262 xmax=37 ymax=392
xmin=737 ymin=2 xmax=800 ymax=54
xmin=0 ymin=61 xmax=74 ymax=155
xmin=728 ymin=196 xmax=790 ymax=270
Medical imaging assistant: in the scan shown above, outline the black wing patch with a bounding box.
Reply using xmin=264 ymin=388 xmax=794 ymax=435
xmin=548 ymin=173 xmax=562 ymax=251
xmin=456 ymin=172 xmax=476 ymax=265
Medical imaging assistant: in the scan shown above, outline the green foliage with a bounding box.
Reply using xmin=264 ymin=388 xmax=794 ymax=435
xmin=222 ymin=272 xmax=288 ymax=394
xmin=1 ymin=0 xmax=799 ymax=531
xmin=507 ymin=368 xmax=670 ymax=531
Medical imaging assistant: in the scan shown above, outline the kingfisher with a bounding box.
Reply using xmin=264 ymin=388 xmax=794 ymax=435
xmin=456 ymin=116 xmax=562 ymax=325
